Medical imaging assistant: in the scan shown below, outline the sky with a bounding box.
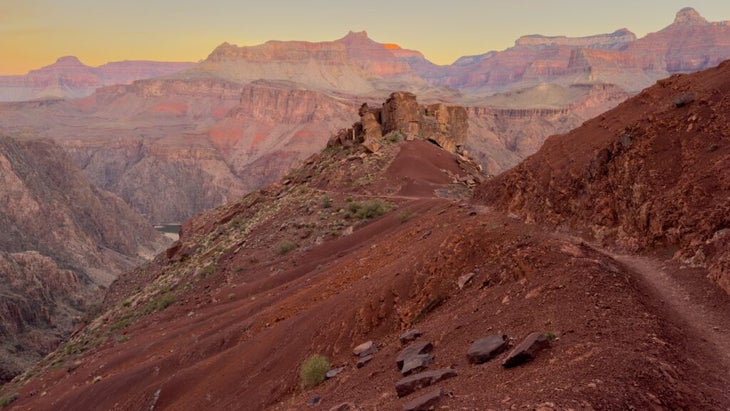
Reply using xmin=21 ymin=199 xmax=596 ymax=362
xmin=2 ymin=0 xmax=730 ymax=75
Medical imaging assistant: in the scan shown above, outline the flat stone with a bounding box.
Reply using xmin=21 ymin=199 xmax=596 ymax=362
xmin=458 ymin=272 xmax=475 ymax=289
xmin=502 ymin=332 xmax=550 ymax=368
xmin=395 ymin=368 xmax=457 ymax=397
xmin=402 ymin=388 xmax=443 ymax=411
xmin=396 ymin=341 xmax=433 ymax=370
xmin=356 ymin=354 xmax=374 ymax=368
xmin=467 ymin=334 xmax=509 ymax=364
xmin=329 ymin=402 xmax=358 ymax=411
xmin=307 ymin=396 xmax=321 ymax=406
xmin=401 ymin=353 xmax=434 ymax=376
xmin=399 ymin=329 xmax=423 ymax=345
xmin=353 ymin=340 xmax=376 ymax=357
xmin=325 ymin=366 xmax=345 ymax=379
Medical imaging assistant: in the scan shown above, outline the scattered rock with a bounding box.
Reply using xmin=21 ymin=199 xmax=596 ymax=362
xmin=307 ymin=396 xmax=322 ymax=406
xmin=326 ymin=367 xmax=345 ymax=379
xmin=395 ymin=368 xmax=457 ymax=397
xmin=401 ymin=353 xmax=434 ymax=376
xmin=356 ymin=354 xmax=374 ymax=368
xmin=399 ymin=329 xmax=423 ymax=345
xmin=502 ymin=332 xmax=550 ymax=368
xmin=402 ymin=388 xmax=443 ymax=411
xmin=329 ymin=403 xmax=358 ymax=411
xmin=396 ymin=341 xmax=433 ymax=370
xmin=353 ymin=340 xmax=376 ymax=357
xmin=467 ymin=334 xmax=509 ymax=364
xmin=457 ymin=273 xmax=476 ymax=289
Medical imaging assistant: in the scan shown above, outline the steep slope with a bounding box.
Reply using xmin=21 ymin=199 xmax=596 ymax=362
xmin=0 ymin=57 xmax=194 ymax=102
xmin=478 ymin=60 xmax=730 ymax=294
xmin=4 ymin=96 xmax=729 ymax=410
xmin=0 ymin=136 xmax=168 ymax=383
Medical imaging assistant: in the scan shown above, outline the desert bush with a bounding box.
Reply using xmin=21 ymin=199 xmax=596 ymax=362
xmin=321 ymin=196 xmax=332 ymax=209
xmin=277 ymin=241 xmax=297 ymax=255
xmin=0 ymin=393 xmax=18 ymax=408
xmin=346 ymin=200 xmax=393 ymax=220
xmin=299 ymin=354 xmax=331 ymax=388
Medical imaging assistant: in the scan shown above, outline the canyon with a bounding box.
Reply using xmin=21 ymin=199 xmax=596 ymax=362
xmin=2 ymin=67 xmax=728 ymax=408
xmin=1 ymin=8 xmax=728 ymax=223
xmin=0 ymin=136 xmax=168 ymax=383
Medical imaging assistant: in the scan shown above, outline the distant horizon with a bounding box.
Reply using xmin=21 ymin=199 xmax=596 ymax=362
xmin=2 ymin=0 xmax=730 ymax=75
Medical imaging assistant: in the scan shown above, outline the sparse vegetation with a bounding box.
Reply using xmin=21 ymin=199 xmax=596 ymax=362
xmin=385 ymin=131 xmax=404 ymax=143
xmin=545 ymin=332 xmax=558 ymax=341
xmin=0 ymin=393 xmax=18 ymax=408
xmin=299 ymin=354 xmax=331 ymax=388
xmin=114 ymin=334 xmax=131 ymax=343
xmin=144 ymin=292 xmax=175 ymax=314
xmin=398 ymin=210 xmax=413 ymax=223
xmin=346 ymin=200 xmax=394 ymax=220
xmin=277 ymin=241 xmax=298 ymax=255
xmin=320 ymin=195 xmax=332 ymax=209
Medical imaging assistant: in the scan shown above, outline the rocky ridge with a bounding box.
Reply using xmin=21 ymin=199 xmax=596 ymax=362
xmin=478 ymin=60 xmax=730 ymax=294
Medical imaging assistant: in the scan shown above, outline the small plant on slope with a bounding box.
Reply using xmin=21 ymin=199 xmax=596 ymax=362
xmin=299 ymin=354 xmax=331 ymax=388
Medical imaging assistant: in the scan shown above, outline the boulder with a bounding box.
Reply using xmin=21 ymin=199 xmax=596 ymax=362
xmin=396 ymin=341 xmax=433 ymax=370
xmin=353 ymin=340 xmax=376 ymax=357
xmin=502 ymin=332 xmax=550 ymax=368
xmin=467 ymin=334 xmax=509 ymax=364
xmin=399 ymin=329 xmax=422 ymax=345
xmin=401 ymin=353 xmax=434 ymax=376
xmin=395 ymin=368 xmax=457 ymax=397
xmin=381 ymin=91 xmax=421 ymax=137
xmin=402 ymin=388 xmax=443 ymax=411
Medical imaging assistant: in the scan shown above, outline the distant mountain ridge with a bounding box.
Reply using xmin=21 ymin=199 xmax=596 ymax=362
xmin=0 ymin=57 xmax=195 ymax=102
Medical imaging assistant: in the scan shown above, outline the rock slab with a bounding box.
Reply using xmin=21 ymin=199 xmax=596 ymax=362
xmin=401 ymin=353 xmax=434 ymax=376
xmin=396 ymin=341 xmax=434 ymax=370
xmin=467 ymin=334 xmax=509 ymax=364
xmin=399 ymin=329 xmax=422 ymax=345
xmin=395 ymin=368 xmax=457 ymax=397
xmin=502 ymin=332 xmax=550 ymax=368
xmin=402 ymin=388 xmax=443 ymax=411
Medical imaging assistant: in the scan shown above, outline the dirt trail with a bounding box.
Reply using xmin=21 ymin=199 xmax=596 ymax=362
xmin=610 ymin=253 xmax=730 ymax=372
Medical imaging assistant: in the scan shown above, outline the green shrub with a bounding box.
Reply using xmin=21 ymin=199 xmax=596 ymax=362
xmin=346 ymin=200 xmax=393 ymax=220
xmin=385 ymin=131 xmax=403 ymax=143
xmin=321 ymin=196 xmax=332 ymax=209
xmin=398 ymin=210 xmax=413 ymax=223
xmin=299 ymin=354 xmax=331 ymax=388
xmin=277 ymin=241 xmax=297 ymax=256
xmin=0 ymin=393 xmax=18 ymax=408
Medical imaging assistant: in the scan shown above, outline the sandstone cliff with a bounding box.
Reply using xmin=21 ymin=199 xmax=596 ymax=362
xmin=0 ymin=136 xmax=168 ymax=382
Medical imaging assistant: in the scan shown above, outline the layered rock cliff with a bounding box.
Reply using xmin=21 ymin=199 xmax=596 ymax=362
xmin=0 ymin=136 xmax=168 ymax=382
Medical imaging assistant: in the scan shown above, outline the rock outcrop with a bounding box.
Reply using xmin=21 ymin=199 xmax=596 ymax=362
xmin=330 ymin=92 xmax=468 ymax=155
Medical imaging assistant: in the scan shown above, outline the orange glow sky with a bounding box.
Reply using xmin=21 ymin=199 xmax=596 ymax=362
xmin=2 ymin=0 xmax=729 ymax=74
